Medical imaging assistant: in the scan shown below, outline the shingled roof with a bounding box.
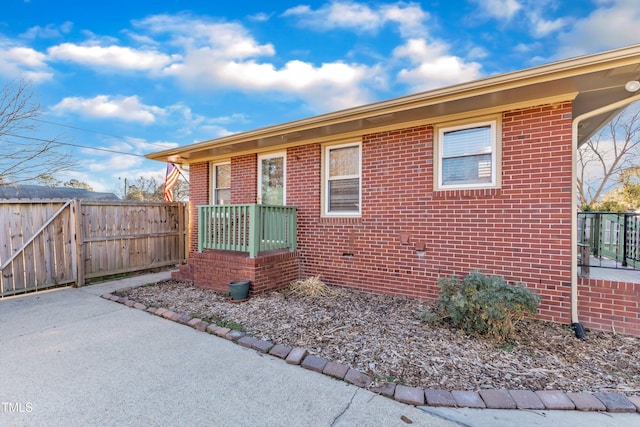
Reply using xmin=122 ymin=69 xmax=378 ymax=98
xmin=0 ymin=184 xmax=119 ymax=200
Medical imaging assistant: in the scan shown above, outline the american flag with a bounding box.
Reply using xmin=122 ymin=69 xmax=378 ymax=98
xmin=163 ymin=163 xmax=180 ymax=201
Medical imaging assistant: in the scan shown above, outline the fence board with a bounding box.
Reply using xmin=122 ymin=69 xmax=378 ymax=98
xmin=1 ymin=199 xmax=187 ymax=297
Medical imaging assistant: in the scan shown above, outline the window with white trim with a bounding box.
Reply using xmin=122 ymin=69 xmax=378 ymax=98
xmin=211 ymin=162 xmax=230 ymax=204
xmin=324 ymin=142 xmax=361 ymax=216
xmin=436 ymin=119 xmax=499 ymax=189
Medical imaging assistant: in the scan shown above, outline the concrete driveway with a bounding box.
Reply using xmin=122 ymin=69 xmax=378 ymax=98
xmin=0 ymin=272 xmax=638 ymax=426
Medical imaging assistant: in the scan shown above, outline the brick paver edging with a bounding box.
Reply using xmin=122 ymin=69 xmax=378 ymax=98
xmin=102 ymin=293 xmax=640 ymax=414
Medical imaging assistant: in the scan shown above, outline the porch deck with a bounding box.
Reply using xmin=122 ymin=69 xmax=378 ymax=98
xmin=583 ymin=256 xmax=640 ymax=283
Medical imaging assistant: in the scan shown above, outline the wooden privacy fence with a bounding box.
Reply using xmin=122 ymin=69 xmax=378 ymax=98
xmin=1 ymin=199 xmax=188 ymax=297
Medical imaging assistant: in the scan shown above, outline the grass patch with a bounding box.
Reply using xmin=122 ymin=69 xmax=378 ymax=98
xmin=198 ymin=313 xmax=244 ymax=331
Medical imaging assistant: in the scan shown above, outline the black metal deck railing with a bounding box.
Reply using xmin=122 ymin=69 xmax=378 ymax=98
xmin=578 ymin=212 xmax=640 ymax=269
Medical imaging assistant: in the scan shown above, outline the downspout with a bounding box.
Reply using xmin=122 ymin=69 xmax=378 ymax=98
xmin=571 ymin=92 xmax=640 ymax=340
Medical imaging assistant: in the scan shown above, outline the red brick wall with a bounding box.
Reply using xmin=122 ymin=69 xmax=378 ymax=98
xmin=231 ymin=154 xmax=257 ymax=204
xmin=182 ymin=100 xmax=639 ymax=335
xmin=288 ymin=102 xmax=574 ymax=325
xmin=578 ymin=277 xmax=640 ymax=336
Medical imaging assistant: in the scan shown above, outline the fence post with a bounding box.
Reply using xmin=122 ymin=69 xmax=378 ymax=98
xmin=185 ymin=203 xmax=191 ymax=259
xmin=197 ymin=205 xmax=205 ymax=252
xmin=73 ymin=199 xmax=86 ymax=287
xmin=178 ymin=202 xmax=186 ymax=262
xmin=248 ymin=204 xmax=261 ymax=258
xmin=578 ymin=243 xmax=590 ymax=277
xmin=289 ymin=207 xmax=297 ymax=252
xmin=592 ymin=215 xmax=601 ymax=257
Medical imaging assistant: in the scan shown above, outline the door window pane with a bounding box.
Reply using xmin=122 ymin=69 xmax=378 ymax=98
xmin=261 ymin=156 xmax=284 ymax=205
xmin=213 ymin=163 xmax=230 ymax=205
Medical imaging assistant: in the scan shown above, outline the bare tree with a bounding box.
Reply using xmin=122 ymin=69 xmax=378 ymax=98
xmin=64 ymin=179 xmax=93 ymax=191
xmin=577 ymin=104 xmax=640 ymax=208
xmin=124 ymin=176 xmax=161 ymax=201
xmin=156 ymin=176 xmax=189 ymax=202
xmin=0 ymin=78 xmax=75 ymax=185
xmin=121 ymin=175 xmax=188 ymax=202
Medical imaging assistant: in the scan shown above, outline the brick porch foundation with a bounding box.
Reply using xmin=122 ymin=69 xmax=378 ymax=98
xmin=172 ymin=249 xmax=300 ymax=296
xmin=578 ymin=276 xmax=640 ymax=336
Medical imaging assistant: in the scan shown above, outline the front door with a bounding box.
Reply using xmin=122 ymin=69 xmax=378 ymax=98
xmin=258 ymin=152 xmax=286 ymax=205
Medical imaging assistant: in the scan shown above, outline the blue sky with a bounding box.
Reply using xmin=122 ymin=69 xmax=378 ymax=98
xmin=1 ymin=0 xmax=639 ymax=193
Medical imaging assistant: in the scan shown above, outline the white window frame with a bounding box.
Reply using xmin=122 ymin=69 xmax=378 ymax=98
xmin=434 ymin=117 xmax=501 ymax=190
xmin=322 ymin=141 xmax=362 ymax=217
xmin=210 ymin=161 xmax=231 ymax=205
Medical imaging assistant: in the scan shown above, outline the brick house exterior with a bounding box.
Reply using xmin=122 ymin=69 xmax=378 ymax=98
xmin=150 ymin=46 xmax=640 ymax=336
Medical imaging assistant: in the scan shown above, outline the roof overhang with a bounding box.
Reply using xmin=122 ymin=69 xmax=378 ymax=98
xmin=146 ymin=44 xmax=640 ymax=165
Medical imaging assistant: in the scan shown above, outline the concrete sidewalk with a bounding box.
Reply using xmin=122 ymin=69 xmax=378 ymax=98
xmin=0 ymin=272 xmax=638 ymax=426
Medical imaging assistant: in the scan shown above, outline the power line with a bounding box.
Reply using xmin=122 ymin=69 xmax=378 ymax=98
xmin=2 ymin=133 xmax=145 ymax=158
xmin=30 ymin=117 xmax=178 ymax=149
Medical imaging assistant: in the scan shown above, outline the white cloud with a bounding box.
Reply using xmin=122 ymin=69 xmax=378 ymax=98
xmin=282 ymin=1 xmax=428 ymax=38
xmin=555 ymin=0 xmax=640 ymax=57
xmin=50 ymin=95 xmax=165 ymax=124
xmin=169 ymin=55 xmax=377 ymax=110
xmin=279 ymin=3 xmax=480 ymax=96
xmin=394 ymin=39 xmax=482 ymax=91
xmin=217 ymin=59 xmax=362 ymax=90
xmin=471 ymin=0 xmax=522 ymax=20
xmin=67 ymin=137 xmax=179 ymax=191
xmin=109 ymin=137 xmax=179 ymax=154
xmin=134 ymin=15 xmax=274 ymax=59
xmin=47 ymin=43 xmax=180 ymax=71
xmin=248 ymin=12 xmax=272 ymax=22
xmin=196 ymin=125 xmax=236 ymax=139
xmin=0 ymin=43 xmax=52 ymax=82
xmin=138 ymin=139 xmax=179 ymax=151
xmin=283 ymin=3 xmax=380 ymax=32
xmin=20 ymin=22 xmax=73 ymax=40
xmin=209 ymin=113 xmax=249 ymax=125
xmin=3 ymin=46 xmax=48 ymax=68
xmin=86 ymin=154 xmax=142 ymax=173
xmin=471 ymin=0 xmax=570 ymax=39
xmin=60 ymin=170 xmax=110 ymax=192
xmin=467 ymin=46 xmax=489 ymax=60
xmin=124 ymin=31 xmax=159 ymax=47
xmin=135 ymin=14 xmax=379 ymax=111
xmin=530 ymin=13 xmax=567 ymax=37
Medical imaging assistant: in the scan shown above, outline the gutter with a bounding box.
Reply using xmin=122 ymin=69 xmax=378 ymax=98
xmin=571 ymin=92 xmax=640 ymax=340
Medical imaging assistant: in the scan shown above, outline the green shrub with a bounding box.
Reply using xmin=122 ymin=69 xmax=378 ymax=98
xmin=436 ymin=271 xmax=540 ymax=340
xmin=417 ymin=308 xmax=438 ymax=323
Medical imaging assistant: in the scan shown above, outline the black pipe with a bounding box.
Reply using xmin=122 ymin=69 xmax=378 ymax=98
xmin=572 ymin=322 xmax=587 ymax=341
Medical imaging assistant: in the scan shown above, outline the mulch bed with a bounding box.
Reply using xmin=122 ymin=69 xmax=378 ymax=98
xmin=120 ymin=280 xmax=640 ymax=394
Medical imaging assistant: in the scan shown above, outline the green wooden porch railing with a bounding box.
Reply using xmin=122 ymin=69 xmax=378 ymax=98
xmin=198 ymin=204 xmax=297 ymax=258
